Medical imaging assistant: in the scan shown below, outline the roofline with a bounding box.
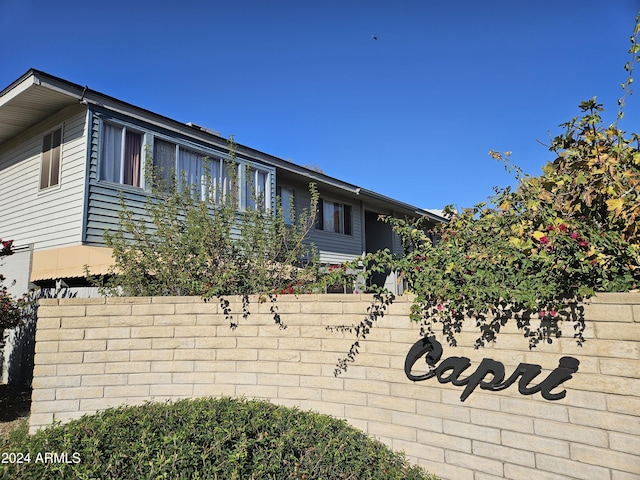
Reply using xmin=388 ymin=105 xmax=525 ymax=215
xmin=3 ymin=68 xmax=446 ymax=222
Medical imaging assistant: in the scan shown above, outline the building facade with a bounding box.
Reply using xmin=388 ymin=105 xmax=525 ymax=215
xmin=0 ymin=69 xmax=444 ymax=299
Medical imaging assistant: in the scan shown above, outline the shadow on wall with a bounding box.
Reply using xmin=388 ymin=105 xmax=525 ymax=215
xmin=1 ymin=284 xmax=77 ymax=386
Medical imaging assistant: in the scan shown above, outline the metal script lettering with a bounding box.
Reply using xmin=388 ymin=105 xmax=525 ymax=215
xmin=404 ymin=336 xmax=580 ymax=401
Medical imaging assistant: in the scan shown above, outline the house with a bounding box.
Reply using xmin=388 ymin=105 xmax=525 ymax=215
xmin=0 ymin=69 xmax=445 ymax=299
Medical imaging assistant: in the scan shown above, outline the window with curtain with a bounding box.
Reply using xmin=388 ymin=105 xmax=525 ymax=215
xmin=98 ymin=121 xmax=273 ymax=210
xmin=153 ymin=139 xmax=177 ymax=189
xmin=315 ymin=199 xmax=352 ymax=235
xmin=100 ymin=122 xmax=142 ymax=187
xmin=245 ymin=167 xmax=268 ymax=211
xmin=178 ymin=147 xmax=204 ymax=197
xmin=277 ymin=186 xmax=294 ymax=224
xmin=202 ymin=158 xmax=236 ymax=204
xmin=40 ymin=127 xmax=62 ymax=190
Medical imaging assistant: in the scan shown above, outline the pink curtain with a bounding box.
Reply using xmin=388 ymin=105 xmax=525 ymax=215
xmin=124 ymin=131 xmax=141 ymax=186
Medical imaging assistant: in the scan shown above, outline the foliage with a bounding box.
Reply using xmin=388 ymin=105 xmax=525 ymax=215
xmin=91 ymin=138 xmax=321 ymax=327
xmin=329 ymin=98 xmax=639 ymax=361
xmin=0 ymin=397 xmax=438 ymax=480
xmin=0 ymin=239 xmax=28 ymax=331
xmin=325 ymin=16 xmax=640 ymax=373
xmin=327 ymin=290 xmax=396 ymax=376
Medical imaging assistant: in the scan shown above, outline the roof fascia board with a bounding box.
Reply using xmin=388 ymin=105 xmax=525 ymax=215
xmin=0 ymin=72 xmax=38 ymax=108
xmin=2 ymin=69 xmax=441 ymax=221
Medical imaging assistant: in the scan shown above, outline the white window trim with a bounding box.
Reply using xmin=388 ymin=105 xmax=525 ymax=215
xmin=98 ymin=119 xmax=147 ymax=189
xmin=316 ymin=197 xmax=353 ymax=235
xmin=98 ymin=119 xmax=275 ymax=210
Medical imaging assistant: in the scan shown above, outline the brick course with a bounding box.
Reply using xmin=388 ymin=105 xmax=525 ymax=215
xmin=31 ymin=293 xmax=640 ymax=480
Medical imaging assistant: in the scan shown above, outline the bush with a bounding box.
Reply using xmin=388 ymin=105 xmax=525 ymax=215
xmin=94 ymin=138 xmax=320 ymax=302
xmin=0 ymin=239 xmax=29 ymax=331
xmin=0 ymin=397 xmax=438 ymax=479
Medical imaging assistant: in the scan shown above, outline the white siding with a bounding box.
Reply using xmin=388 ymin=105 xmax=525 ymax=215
xmin=0 ymin=105 xmax=88 ymax=251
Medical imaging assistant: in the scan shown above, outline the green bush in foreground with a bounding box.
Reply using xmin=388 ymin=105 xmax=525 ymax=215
xmin=0 ymin=397 xmax=438 ymax=480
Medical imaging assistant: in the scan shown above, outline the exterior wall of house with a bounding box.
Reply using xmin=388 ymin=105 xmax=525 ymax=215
xmin=30 ymin=293 xmax=640 ymax=480
xmin=83 ymin=108 xmax=276 ymax=247
xmin=83 ymin=109 xmax=150 ymax=246
xmin=290 ymin=183 xmax=365 ymax=264
xmin=0 ymin=104 xmax=88 ymax=252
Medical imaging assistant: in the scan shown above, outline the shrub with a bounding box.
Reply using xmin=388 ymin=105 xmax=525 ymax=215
xmin=88 ymin=137 xmax=321 ymax=329
xmin=0 ymin=238 xmax=29 ymax=331
xmin=325 ymin=13 xmax=640 ymax=373
xmin=0 ymin=397 xmax=438 ymax=480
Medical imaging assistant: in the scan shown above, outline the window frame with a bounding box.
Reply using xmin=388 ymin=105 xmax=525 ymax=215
xmin=39 ymin=126 xmax=63 ymax=191
xmin=316 ymin=198 xmax=353 ymax=235
xmin=99 ymin=120 xmax=144 ymax=188
xmin=243 ymin=165 xmax=271 ymax=212
xmin=97 ymin=118 xmax=275 ymax=210
xmin=276 ymin=186 xmax=295 ymax=225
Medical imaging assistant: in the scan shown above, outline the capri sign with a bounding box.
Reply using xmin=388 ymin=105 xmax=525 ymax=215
xmin=404 ymin=336 xmax=580 ymax=401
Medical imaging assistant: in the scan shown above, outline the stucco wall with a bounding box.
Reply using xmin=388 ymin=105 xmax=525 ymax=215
xmin=31 ymin=293 xmax=640 ymax=480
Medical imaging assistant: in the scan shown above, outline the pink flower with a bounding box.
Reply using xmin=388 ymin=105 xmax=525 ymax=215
xmin=578 ymin=239 xmax=588 ymax=247
xmin=547 ymin=225 xmax=555 ymax=231
xmin=558 ymin=224 xmax=567 ymax=232
xmin=538 ymin=310 xmax=546 ymax=317
xmin=570 ymin=232 xmax=578 ymax=239
xmin=437 ymin=304 xmax=443 ymax=311
xmin=549 ymin=309 xmax=557 ymax=317
xmin=539 ymin=236 xmax=550 ymax=245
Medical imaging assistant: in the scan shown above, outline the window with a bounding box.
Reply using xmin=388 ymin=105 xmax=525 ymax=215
xmin=178 ymin=150 xmax=236 ymax=204
xmin=177 ymin=146 xmax=204 ymax=196
xmin=277 ymin=186 xmax=294 ymax=224
xmin=100 ymin=123 xmax=142 ymax=187
xmin=40 ymin=128 xmax=62 ymax=190
xmin=203 ymin=157 xmax=235 ymax=204
xmin=245 ymin=167 xmax=269 ymax=211
xmin=316 ymin=199 xmax=352 ymax=235
xmin=153 ymin=138 xmax=177 ymax=189
xmin=98 ymin=121 xmax=273 ymax=207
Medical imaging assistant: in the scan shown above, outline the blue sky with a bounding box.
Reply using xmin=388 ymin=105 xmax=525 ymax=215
xmin=1 ymin=0 xmax=639 ymax=211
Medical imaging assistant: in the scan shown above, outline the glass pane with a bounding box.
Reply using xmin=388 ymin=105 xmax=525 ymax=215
xmin=323 ymin=201 xmax=334 ymax=232
xmin=123 ymin=130 xmax=141 ymax=187
xmin=246 ymin=168 xmax=266 ymax=210
xmin=257 ymin=170 xmax=267 ymax=208
xmin=246 ymin=168 xmax=256 ymax=210
xmin=204 ymin=158 xmax=221 ymax=202
xmin=178 ymin=148 xmax=203 ymax=195
xmin=153 ymin=139 xmax=176 ymax=189
xmin=221 ymin=161 xmax=236 ymax=205
xmin=333 ymin=202 xmax=344 ymax=233
xmin=280 ymin=187 xmax=293 ymax=224
xmin=40 ymin=133 xmax=52 ymax=189
xmin=344 ymin=204 xmax=352 ymax=235
xmin=50 ymin=128 xmax=61 ymax=187
xmin=101 ymin=123 xmax=122 ymax=183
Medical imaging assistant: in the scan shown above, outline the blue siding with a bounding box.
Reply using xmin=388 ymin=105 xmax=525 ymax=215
xmin=84 ymin=108 xmax=273 ymax=246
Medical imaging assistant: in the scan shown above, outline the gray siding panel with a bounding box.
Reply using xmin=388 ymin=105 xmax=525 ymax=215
xmin=0 ymin=105 xmax=88 ymax=250
xmin=287 ymin=181 xmax=364 ymax=264
xmin=85 ymin=187 xmax=148 ymax=244
xmin=85 ymin=111 xmax=150 ymax=245
xmin=85 ymin=111 xmax=250 ymax=245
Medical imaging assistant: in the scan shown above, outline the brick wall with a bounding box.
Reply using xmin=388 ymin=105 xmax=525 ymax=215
xmin=31 ymin=293 xmax=640 ymax=480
